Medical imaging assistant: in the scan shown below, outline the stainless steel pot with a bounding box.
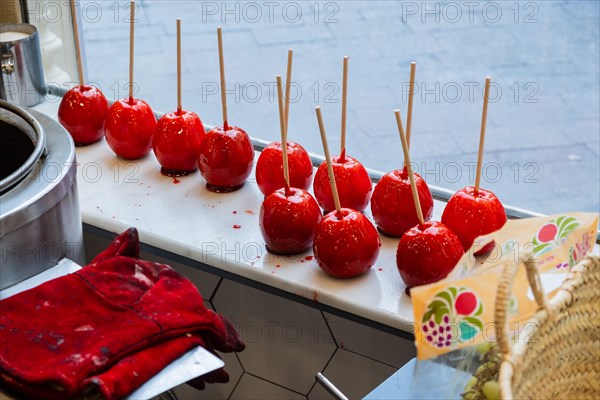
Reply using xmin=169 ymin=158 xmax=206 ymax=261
xmin=1 ymin=23 xmax=46 ymax=107
xmin=1 ymin=99 xmax=84 ymax=289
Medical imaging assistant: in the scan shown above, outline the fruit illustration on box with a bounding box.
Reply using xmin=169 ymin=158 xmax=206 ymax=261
xmin=569 ymin=230 xmax=593 ymax=268
xmin=531 ymin=215 xmax=580 ymax=257
xmin=422 ymin=287 xmax=484 ymax=348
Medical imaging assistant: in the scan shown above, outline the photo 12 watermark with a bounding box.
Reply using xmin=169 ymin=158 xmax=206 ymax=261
xmin=400 ymin=1 xmax=540 ymax=24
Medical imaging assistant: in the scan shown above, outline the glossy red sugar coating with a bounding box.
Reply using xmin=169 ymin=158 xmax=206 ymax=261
xmin=313 ymin=208 xmax=381 ymax=278
xmin=313 ymin=154 xmax=372 ymax=213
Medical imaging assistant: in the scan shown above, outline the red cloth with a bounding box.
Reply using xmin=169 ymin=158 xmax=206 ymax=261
xmin=0 ymin=228 xmax=244 ymax=399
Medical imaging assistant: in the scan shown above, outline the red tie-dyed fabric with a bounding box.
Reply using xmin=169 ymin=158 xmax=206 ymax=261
xmin=0 ymin=228 xmax=244 ymax=399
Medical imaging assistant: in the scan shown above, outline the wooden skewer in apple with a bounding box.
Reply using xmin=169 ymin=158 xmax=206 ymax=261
xmin=312 ymin=107 xmax=381 ymax=279
xmin=256 ymin=49 xmax=313 ymax=197
xmin=441 ymin=77 xmax=507 ymax=255
xmin=313 ymin=56 xmax=372 ymax=213
xmin=152 ymin=19 xmax=205 ymax=177
xmin=394 ymin=109 xmax=464 ymax=290
xmin=198 ymin=27 xmax=254 ymax=193
xmin=259 ymin=76 xmax=322 ymax=255
xmin=58 ymin=0 xmax=109 ymax=146
xmin=405 ymin=61 xmax=416 ymax=151
xmin=105 ymin=0 xmax=157 ymax=159
xmin=371 ymin=62 xmax=434 ymax=237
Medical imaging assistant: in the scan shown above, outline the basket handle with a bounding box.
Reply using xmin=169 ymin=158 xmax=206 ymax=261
xmin=494 ymin=254 xmax=549 ymax=358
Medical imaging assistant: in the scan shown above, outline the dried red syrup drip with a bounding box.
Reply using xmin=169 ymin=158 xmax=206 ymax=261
xmin=304 ymin=256 xmax=314 ymax=261
xmin=172 ymin=177 xmax=180 ymax=184
xmin=233 ymin=225 xmax=241 ymax=229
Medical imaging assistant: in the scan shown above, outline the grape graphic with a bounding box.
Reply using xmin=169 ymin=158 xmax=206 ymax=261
xmin=422 ymin=287 xmax=484 ymax=349
xmin=423 ymin=315 xmax=454 ymax=348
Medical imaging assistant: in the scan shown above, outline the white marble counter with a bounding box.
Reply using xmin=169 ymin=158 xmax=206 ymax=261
xmin=34 ymin=100 xmax=454 ymax=334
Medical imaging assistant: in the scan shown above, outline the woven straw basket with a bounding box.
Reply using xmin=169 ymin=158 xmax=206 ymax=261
xmin=495 ymin=254 xmax=600 ymax=399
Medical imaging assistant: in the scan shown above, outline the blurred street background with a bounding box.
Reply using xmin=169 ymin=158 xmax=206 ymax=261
xmin=80 ymin=0 xmax=599 ymax=214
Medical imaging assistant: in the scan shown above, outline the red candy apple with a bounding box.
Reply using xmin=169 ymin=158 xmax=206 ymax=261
xmin=396 ymin=221 xmax=464 ymax=288
xmin=105 ymin=98 xmax=157 ymax=160
xmin=153 ymin=110 xmax=205 ymax=176
xmin=371 ymin=168 xmax=434 ymax=237
xmin=313 ymin=208 xmax=381 ymax=278
xmin=256 ymin=141 xmax=313 ymax=196
xmin=198 ymin=123 xmax=254 ymax=192
xmin=441 ymin=186 xmax=506 ymax=254
xmin=58 ymin=85 xmax=109 ymax=146
xmin=313 ymin=154 xmax=372 ymax=213
xmin=260 ymin=188 xmax=322 ymax=254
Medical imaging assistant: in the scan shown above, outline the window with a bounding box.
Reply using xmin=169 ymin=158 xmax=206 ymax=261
xmin=48 ymin=1 xmax=600 ymax=213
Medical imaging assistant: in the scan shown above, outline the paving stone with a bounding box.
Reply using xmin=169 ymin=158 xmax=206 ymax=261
xmin=80 ymin=0 xmax=599 ymax=214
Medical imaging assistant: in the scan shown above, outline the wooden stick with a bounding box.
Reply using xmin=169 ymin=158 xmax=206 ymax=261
xmin=475 ymin=77 xmax=491 ymax=193
xmin=70 ymin=0 xmax=84 ymax=85
xmin=315 ymin=106 xmax=342 ymax=214
xmin=395 ymin=109 xmax=424 ymax=226
xmin=277 ymin=75 xmax=291 ymax=195
xmin=406 ymin=61 xmax=416 ymax=150
xmin=176 ymin=19 xmax=182 ymax=113
xmin=217 ymin=27 xmax=228 ymax=127
xmin=128 ymin=0 xmax=135 ymax=100
xmin=284 ymin=49 xmax=293 ymax=136
xmin=340 ymin=56 xmax=349 ymax=158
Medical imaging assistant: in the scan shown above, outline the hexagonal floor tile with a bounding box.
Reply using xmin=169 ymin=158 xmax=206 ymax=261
xmin=323 ymin=312 xmax=415 ymax=368
xmin=308 ymin=349 xmax=396 ymax=400
xmin=212 ymin=279 xmax=337 ymax=394
xmin=231 ymin=373 xmax=306 ymax=400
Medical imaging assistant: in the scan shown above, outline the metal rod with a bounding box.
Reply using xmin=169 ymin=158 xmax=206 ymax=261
xmin=316 ymin=373 xmax=349 ymax=400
